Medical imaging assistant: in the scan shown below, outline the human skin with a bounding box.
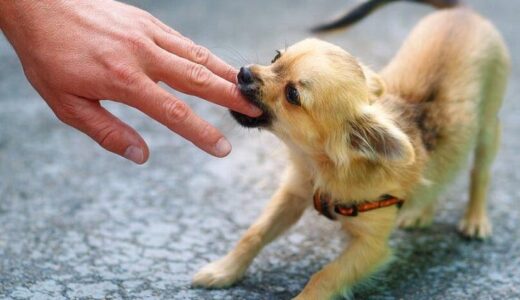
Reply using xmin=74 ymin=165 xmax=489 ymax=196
xmin=0 ymin=0 xmax=261 ymax=163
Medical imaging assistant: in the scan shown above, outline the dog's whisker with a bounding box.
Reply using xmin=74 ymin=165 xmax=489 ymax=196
xmin=208 ymin=45 xmax=250 ymax=66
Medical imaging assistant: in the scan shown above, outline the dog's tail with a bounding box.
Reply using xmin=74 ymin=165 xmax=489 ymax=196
xmin=311 ymin=0 xmax=461 ymax=33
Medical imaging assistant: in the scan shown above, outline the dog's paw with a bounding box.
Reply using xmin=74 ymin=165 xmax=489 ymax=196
xmin=192 ymin=256 xmax=246 ymax=288
xmin=397 ymin=208 xmax=434 ymax=229
xmin=293 ymin=291 xmax=352 ymax=300
xmin=458 ymin=214 xmax=492 ymax=239
xmin=293 ymin=287 xmax=352 ymax=300
xmin=293 ymin=272 xmax=353 ymax=300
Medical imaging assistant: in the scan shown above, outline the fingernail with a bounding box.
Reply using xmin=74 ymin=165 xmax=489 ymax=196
xmin=214 ymin=137 xmax=232 ymax=157
xmin=124 ymin=145 xmax=144 ymax=164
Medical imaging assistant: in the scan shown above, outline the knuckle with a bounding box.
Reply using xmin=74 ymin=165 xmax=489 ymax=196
xmin=141 ymin=11 xmax=155 ymax=20
xmin=225 ymin=84 xmax=244 ymax=108
xmin=163 ymin=100 xmax=190 ymax=125
xmin=227 ymin=84 xmax=241 ymax=101
xmin=95 ymin=124 xmax=121 ymax=150
xmin=109 ymin=63 xmax=142 ymax=89
xmin=166 ymin=27 xmax=181 ymax=36
xmin=224 ymin=66 xmax=238 ymax=82
xmin=188 ymin=44 xmax=210 ymax=65
xmin=126 ymin=35 xmax=151 ymax=53
xmin=187 ymin=64 xmax=211 ymax=87
xmin=54 ymin=101 xmax=82 ymax=125
xmin=154 ymin=20 xmax=179 ymax=35
xmin=182 ymin=37 xmax=195 ymax=46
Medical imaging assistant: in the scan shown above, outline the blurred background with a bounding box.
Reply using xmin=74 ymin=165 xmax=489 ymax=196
xmin=1 ymin=0 xmax=519 ymax=299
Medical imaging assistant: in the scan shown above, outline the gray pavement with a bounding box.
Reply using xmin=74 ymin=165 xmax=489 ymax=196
xmin=1 ymin=1 xmax=519 ymax=299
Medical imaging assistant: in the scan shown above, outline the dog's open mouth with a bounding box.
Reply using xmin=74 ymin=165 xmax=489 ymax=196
xmin=230 ymin=84 xmax=273 ymax=128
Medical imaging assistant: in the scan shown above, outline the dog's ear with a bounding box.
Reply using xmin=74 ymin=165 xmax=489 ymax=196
xmin=348 ymin=109 xmax=414 ymax=163
xmin=361 ymin=64 xmax=386 ymax=98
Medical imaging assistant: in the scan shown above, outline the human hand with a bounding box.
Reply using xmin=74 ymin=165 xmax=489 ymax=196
xmin=0 ymin=0 xmax=261 ymax=163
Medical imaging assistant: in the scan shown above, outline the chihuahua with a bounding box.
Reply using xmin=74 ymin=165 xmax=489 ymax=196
xmin=193 ymin=0 xmax=510 ymax=298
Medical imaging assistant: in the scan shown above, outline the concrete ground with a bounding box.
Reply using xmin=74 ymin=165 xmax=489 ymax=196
xmin=1 ymin=0 xmax=519 ymax=299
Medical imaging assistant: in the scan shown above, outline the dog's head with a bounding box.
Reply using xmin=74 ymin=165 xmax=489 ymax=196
xmin=231 ymin=38 xmax=414 ymax=165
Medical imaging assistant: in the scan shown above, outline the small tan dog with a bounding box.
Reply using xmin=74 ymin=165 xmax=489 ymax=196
xmin=193 ymin=0 xmax=510 ymax=298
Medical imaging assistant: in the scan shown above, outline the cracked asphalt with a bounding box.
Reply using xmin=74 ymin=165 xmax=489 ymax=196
xmin=1 ymin=0 xmax=519 ymax=299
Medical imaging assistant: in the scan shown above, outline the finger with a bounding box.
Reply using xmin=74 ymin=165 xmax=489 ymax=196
xmin=154 ymin=32 xmax=238 ymax=84
xmin=52 ymin=95 xmax=149 ymax=164
xmin=147 ymin=44 xmax=262 ymax=117
xmin=150 ymin=17 xmax=183 ymax=37
xmin=119 ymin=76 xmax=232 ymax=157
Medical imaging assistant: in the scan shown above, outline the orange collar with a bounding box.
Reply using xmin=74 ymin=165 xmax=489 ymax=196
xmin=313 ymin=189 xmax=404 ymax=220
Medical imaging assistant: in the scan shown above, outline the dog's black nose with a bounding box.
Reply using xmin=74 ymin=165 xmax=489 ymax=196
xmin=237 ymin=67 xmax=255 ymax=85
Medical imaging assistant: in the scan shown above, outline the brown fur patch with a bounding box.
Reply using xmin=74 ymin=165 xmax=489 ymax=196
xmin=414 ymin=105 xmax=440 ymax=151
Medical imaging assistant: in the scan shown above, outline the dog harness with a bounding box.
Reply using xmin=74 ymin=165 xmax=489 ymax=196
xmin=313 ymin=189 xmax=404 ymax=220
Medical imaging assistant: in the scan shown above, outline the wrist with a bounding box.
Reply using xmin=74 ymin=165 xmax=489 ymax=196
xmin=0 ymin=1 xmax=38 ymax=42
xmin=0 ymin=1 xmax=35 ymax=28
xmin=0 ymin=1 xmax=68 ymax=52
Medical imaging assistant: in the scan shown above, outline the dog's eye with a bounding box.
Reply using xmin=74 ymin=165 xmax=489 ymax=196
xmin=285 ymin=85 xmax=300 ymax=106
xmin=271 ymin=50 xmax=282 ymax=63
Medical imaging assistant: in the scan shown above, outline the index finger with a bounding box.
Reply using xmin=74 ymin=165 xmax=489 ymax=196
xmin=148 ymin=45 xmax=262 ymax=117
xmin=154 ymin=31 xmax=237 ymax=83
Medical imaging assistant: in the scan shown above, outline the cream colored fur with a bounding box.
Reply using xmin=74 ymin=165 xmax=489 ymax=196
xmin=193 ymin=7 xmax=510 ymax=299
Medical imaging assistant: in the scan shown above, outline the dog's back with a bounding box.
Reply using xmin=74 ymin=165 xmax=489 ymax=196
xmin=382 ymin=7 xmax=509 ymax=110
xmin=313 ymin=1 xmax=509 ymax=110
xmin=383 ymin=6 xmax=509 ymax=147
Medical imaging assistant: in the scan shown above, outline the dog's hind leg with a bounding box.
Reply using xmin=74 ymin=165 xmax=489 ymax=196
xmin=192 ymin=164 xmax=312 ymax=288
xmin=458 ymin=119 xmax=500 ymax=239
xmin=459 ymin=55 xmax=508 ymax=239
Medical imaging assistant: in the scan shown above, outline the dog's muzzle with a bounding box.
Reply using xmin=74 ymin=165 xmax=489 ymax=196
xmin=230 ymin=66 xmax=273 ymax=128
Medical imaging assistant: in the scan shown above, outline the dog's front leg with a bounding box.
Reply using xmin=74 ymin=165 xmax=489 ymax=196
xmin=294 ymin=206 xmax=397 ymax=300
xmin=193 ymin=165 xmax=312 ymax=288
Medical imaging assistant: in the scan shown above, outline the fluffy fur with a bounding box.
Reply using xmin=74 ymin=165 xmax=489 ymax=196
xmin=193 ymin=4 xmax=510 ymax=299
